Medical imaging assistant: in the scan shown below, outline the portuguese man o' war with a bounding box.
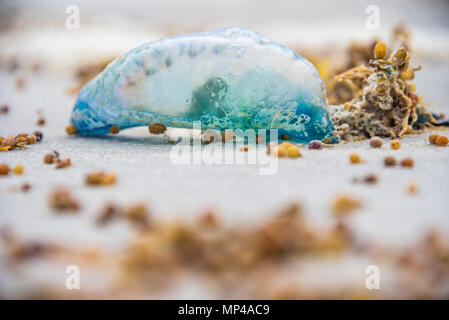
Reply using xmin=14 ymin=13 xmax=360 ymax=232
xmin=70 ymin=28 xmax=336 ymax=143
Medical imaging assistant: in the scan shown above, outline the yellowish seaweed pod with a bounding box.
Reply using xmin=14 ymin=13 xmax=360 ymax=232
xmin=374 ymin=42 xmax=387 ymax=59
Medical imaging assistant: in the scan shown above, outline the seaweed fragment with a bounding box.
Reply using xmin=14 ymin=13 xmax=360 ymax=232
xmin=330 ymin=43 xmax=445 ymax=141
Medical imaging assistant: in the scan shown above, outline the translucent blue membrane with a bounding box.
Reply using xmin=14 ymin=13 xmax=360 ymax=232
xmin=70 ymin=28 xmax=335 ymax=143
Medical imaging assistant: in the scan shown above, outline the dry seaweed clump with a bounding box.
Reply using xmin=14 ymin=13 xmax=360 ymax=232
xmin=0 ymin=132 xmax=40 ymax=152
xmin=331 ymin=43 xmax=425 ymax=141
xmin=326 ymin=23 xmax=411 ymax=106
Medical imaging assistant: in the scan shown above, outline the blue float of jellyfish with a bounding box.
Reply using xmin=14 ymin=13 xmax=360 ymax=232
xmin=70 ymin=28 xmax=336 ymax=143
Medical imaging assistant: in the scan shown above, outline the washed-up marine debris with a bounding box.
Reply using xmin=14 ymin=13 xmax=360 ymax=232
xmin=0 ymin=132 xmax=40 ymax=152
xmin=69 ymin=28 xmax=335 ymax=143
xmin=68 ymin=28 xmax=447 ymax=143
xmin=325 ymin=22 xmax=411 ymax=106
xmin=331 ymin=43 xmax=448 ymax=141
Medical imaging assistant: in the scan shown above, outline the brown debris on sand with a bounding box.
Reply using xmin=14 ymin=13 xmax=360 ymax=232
xmin=0 ymin=132 xmax=41 ymax=152
xmin=325 ymin=23 xmax=411 ymax=106
xmin=331 ymin=43 xmax=422 ymax=141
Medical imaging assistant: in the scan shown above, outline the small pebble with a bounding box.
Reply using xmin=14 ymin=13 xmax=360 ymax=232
xmin=85 ymin=172 xmax=116 ymax=186
xmin=0 ymin=163 xmax=10 ymax=175
xmin=37 ymin=117 xmax=46 ymax=126
xmin=48 ymin=188 xmax=80 ymax=212
xmin=109 ymin=125 xmax=120 ymax=134
xmin=33 ymin=130 xmax=43 ymax=142
xmin=429 ymin=133 xmax=439 ymax=145
xmin=435 ymin=135 xmax=448 ymax=147
xmin=275 ymin=146 xmax=288 ymax=158
xmin=401 ymin=157 xmax=414 ymax=168
xmin=407 ymin=183 xmax=418 ymax=195
xmin=390 ymin=140 xmax=401 ymax=150
xmin=55 ymin=158 xmax=71 ymax=169
xmin=268 ymin=142 xmax=301 ymax=158
xmin=15 ymin=77 xmax=26 ymax=90
xmin=149 ymin=123 xmax=167 ymax=135
xmin=12 ymin=164 xmax=23 ymax=175
xmin=287 ymin=145 xmax=301 ymax=158
xmin=31 ymin=62 xmax=42 ymax=73
xmin=353 ymin=174 xmax=378 ymax=185
xmin=43 ymin=153 xmax=55 ymax=164
xmin=369 ymin=137 xmax=383 ymax=148
xmin=65 ymin=124 xmax=77 ymax=135
xmin=308 ymin=140 xmax=322 ymax=150
xmin=332 ymin=194 xmax=361 ymax=216
xmin=374 ymin=42 xmax=387 ymax=59
xmin=364 ymin=174 xmax=378 ymax=184
xmin=97 ymin=203 xmax=122 ymax=226
xmin=0 ymin=104 xmax=9 ymax=114
xmin=349 ymin=153 xmax=362 ymax=164
xmin=21 ymin=182 xmax=31 ymax=192
xmin=384 ymin=156 xmax=397 ymax=167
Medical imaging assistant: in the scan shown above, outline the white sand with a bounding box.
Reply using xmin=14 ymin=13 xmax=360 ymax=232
xmin=0 ymin=0 xmax=449 ymax=298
